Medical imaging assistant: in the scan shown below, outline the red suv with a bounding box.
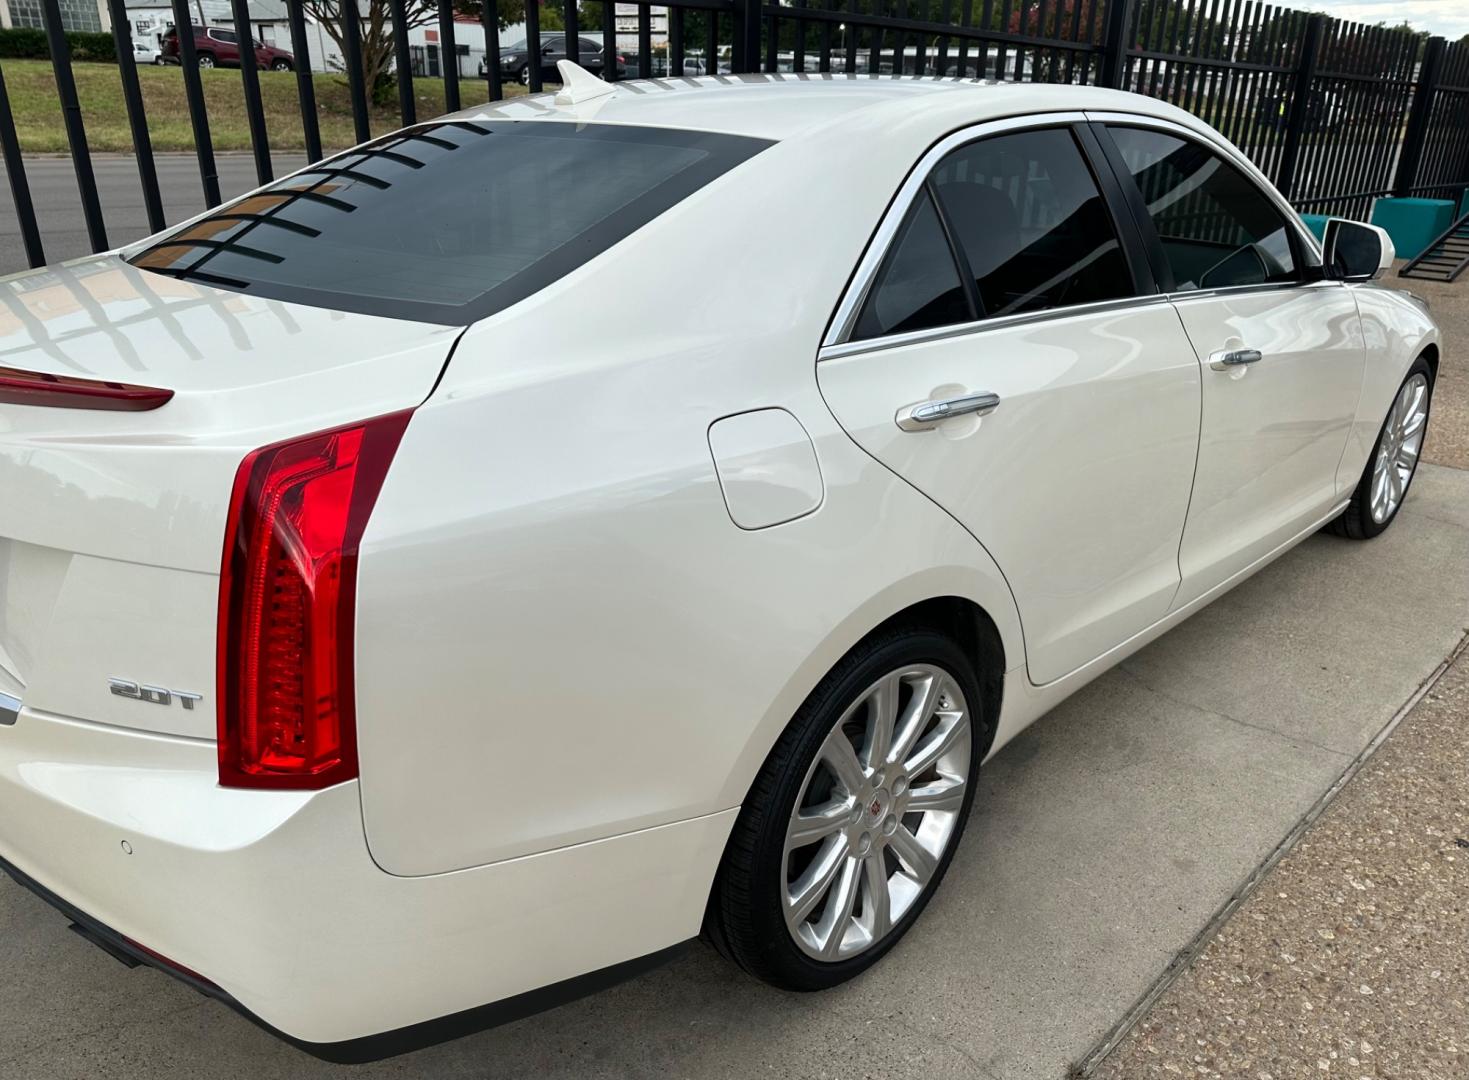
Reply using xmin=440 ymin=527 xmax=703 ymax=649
xmin=161 ymin=25 xmax=295 ymax=70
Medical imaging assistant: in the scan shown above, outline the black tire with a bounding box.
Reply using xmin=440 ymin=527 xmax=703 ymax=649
xmin=197 ymin=51 xmax=216 ymax=69
xmin=1328 ymin=355 xmax=1434 ymax=540
xmin=705 ymin=627 xmax=986 ymax=991
xmin=271 ymin=58 xmax=291 ymax=71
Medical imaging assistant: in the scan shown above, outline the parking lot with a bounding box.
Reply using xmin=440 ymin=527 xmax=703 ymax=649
xmin=3 ymin=451 xmax=1466 ymax=1078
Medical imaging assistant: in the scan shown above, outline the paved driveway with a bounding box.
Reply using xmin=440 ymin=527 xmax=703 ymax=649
xmin=3 ymin=462 xmax=1467 ymax=1078
xmin=0 ymin=154 xmax=308 ymax=276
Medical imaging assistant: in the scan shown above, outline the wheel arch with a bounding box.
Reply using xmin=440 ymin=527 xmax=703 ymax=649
xmin=701 ymin=587 xmax=1013 ymax=936
xmin=1421 ymin=340 xmax=1439 ymax=383
xmin=715 ymin=576 xmax=1018 ymax=818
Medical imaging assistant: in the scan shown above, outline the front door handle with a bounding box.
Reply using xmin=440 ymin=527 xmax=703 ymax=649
xmin=1210 ymin=348 xmax=1263 ymax=371
xmin=896 ymin=390 xmax=1001 ymax=431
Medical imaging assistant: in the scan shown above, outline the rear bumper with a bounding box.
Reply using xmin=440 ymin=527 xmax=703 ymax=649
xmin=0 ymin=709 xmax=734 ymax=1058
xmin=0 ymin=848 xmax=687 ymax=1063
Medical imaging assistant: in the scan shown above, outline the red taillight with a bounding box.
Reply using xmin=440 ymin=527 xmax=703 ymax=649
xmin=0 ymin=366 xmax=173 ymax=411
xmin=217 ymin=412 xmax=412 ymax=789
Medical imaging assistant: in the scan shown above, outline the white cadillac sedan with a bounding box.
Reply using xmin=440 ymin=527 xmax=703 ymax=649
xmin=0 ymin=70 xmax=1438 ymax=1061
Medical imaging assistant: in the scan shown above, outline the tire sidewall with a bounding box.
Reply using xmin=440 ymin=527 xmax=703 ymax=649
xmin=738 ymin=630 xmax=986 ymax=990
xmin=1354 ymin=356 xmax=1434 ymax=538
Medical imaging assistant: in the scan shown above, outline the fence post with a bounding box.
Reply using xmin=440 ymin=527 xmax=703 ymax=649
xmin=1099 ymin=0 xmax=1136 ymax=90
xmin=40 ymin=0 xmax=107 ymax=251
xmin=1392 ymin=36 xmax=1446 ymax=197
xmin=732 ymin=0 xmax=761 ymax=73
xmin=1275 ymin=13 xmax=1326 ymax=202
xmin=0 ymin=63 xmax=44 ymax=268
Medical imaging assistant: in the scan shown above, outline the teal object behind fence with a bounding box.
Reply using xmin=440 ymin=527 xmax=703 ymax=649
xmin=1299 ymin=213 xmax=1331 ymax=239
xmin=1370 ymin=198 xmax=1456 ymax=260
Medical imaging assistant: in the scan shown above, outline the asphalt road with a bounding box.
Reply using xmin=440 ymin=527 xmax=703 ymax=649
xmin=3 ymin=464 xmax=1468 ymax=1079
xmin=0 ymin=153 xmax=308 ymax=277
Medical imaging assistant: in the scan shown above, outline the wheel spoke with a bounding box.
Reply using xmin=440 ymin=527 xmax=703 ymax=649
xmin=819 ymin=728 xmax=866 ymax=797
xmin=889 ymin=672 xmax=943 ymax=769
xmin=863 ymin=673 xmax=901 ymax=772
xmin=817 ymin=855 xmax=862 ymax=959
xmin=861 ymin=850 xmax=891 ymax=941
xmin=787 ymin=834 xmax=850 ymax=927
xmin=787 ymin=798 xmax=852 ymax=850
xmin=1402 ymin=406 xmax=1426 ymax=439
xmin=888 ymin=826 xmax=937 ymax=885
xmin=906 ymin=775 xmax=967 ymax=815
xmin=904 ymin=710 xmax=969 ymax=778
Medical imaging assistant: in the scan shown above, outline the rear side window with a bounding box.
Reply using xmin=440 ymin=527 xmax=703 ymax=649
xmin=929 ymin=128 xmax=1134 ymax=319
xmin=854 ymin=190 xmax=973 ymax=340
xmin=1106 ymin=126 xmax=1298 ymax=291
xmin=128 ymin=121 xmax=770 ymax=324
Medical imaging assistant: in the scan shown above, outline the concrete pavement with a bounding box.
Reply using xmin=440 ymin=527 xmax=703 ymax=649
xmin=2 ymin=461 xmax=1467 ymax=1078
xmin=1092 ymin=636 xmax=1469 ymax=1080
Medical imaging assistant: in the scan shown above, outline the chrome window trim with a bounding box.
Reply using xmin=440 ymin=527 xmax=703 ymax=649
xmin=819 ymin=293 xmax=1171 ymax=361
xmin=821 ymin=111 xmax=1090 ymax=350
xmin=1081 ymin=110 xmax=1326 ymax=267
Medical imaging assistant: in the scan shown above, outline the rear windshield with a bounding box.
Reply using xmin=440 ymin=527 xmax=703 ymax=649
xmin=128 ymin=121 xmax=770 ymax=324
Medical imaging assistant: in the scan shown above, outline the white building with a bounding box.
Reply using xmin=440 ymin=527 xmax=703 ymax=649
xmin=0 ymin=0 xmax=110 ymax=33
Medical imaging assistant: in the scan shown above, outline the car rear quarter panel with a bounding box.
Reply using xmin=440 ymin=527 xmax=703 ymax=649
xmin=353 ymin=125 xmax=1026 ymax=878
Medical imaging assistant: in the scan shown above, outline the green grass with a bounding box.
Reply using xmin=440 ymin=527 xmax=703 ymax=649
xmin=0 ymin=59 xmax=528 ymax=154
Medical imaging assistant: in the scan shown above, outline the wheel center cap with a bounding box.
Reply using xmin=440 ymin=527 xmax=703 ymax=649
xmin=868 ymin=790 xmax=889 ymax=820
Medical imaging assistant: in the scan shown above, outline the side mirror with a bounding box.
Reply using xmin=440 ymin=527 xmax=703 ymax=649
xmin=1322 ymin=218 xmax=1393 ymax=282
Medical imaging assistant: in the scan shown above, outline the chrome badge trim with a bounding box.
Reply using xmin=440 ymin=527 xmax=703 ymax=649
xmin=108 ymin=677 xmax=203 ymax=710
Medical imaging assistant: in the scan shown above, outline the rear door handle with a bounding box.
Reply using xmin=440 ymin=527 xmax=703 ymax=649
xmin=896 ymin=390 xmax=1001 ymax=431
xmin=1210 ymin=348 xmax=1263 ymax=371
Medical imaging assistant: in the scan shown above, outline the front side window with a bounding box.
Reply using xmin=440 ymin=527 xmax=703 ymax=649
xmin=128 ymin=121 xmax=770 ymax=324
xmin=1107 ymin=126 xmax=1299 ymax=292
xmin=930 ymin=128 xmax=1134 ymax=319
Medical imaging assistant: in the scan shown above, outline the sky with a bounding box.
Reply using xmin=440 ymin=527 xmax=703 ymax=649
xmin=1292 ymin=0 xmax=1469 ymax=39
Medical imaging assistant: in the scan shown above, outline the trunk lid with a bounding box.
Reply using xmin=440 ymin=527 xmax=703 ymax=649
xmin=0 ymin=256 xmax=459 ymax=739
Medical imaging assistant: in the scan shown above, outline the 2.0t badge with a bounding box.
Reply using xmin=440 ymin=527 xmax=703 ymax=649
xmin=107 ymin=678 xmax=203 ymax=710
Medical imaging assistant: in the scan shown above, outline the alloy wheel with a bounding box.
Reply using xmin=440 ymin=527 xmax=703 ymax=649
xmin=782 ymin=664 xmax=971 ymax=962
xmin=1370 ymin=372 xmax=1429 ymax=524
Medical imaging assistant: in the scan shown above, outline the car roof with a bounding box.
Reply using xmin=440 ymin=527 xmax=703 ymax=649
xmin=443 ymin=74 xmax=1202 ymax=143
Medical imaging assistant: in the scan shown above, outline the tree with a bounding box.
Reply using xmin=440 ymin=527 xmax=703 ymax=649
xmin=299 ymin=0 xmax=564 ymax=89
xmin=302 ymin=0 xmax=437 ymax=89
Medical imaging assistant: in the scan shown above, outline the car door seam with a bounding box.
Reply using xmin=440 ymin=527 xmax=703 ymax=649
xmin=1165 ymin=299 xmax=1206 ymax=614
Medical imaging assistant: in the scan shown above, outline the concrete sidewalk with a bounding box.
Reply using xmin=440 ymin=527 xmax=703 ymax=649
xmin=2 ymin=461 xmax=1467 ymax=1078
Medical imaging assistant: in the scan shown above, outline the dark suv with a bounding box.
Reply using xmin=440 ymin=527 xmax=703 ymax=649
xmin=484 ymin=34 xmax=627 ymax=85
xmin=161 ymin=25 xmax=295 ymax=70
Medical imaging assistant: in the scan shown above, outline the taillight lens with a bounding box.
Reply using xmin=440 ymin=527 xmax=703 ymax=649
xmin=217 ymin=412 xmax=412 ymax=789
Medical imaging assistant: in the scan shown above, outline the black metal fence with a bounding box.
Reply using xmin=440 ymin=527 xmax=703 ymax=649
xmin=2 ymin=0 xmax=1468 ymax=272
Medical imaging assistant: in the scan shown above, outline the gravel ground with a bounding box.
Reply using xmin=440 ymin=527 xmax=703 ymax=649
xmin=1091 ymin=272 xmax=1469 ymax=1079
xmin=1398 ymin=270 xmax=1469 ymax=472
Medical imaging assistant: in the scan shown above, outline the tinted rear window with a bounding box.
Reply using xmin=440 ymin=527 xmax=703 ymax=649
xmin=128 ymin=121 xmax=770 ymax=324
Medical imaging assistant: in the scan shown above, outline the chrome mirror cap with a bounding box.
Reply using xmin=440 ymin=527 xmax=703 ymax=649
xmin=1322 ymin=217 xmax=1394 ymax=282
